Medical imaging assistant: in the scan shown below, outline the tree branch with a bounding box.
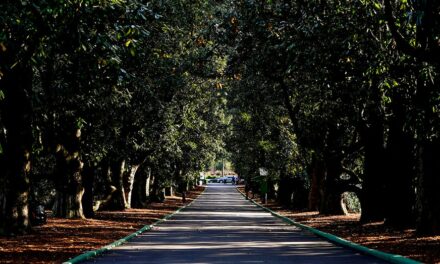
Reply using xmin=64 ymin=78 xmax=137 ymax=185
xmin=341 ymin=166 xmax=362 ymax=184
xmin=9 ymin=3 xmax=50 ymax=70
xmin=383 ymin=0 xmax=440 ymax=63
xmin=279 ymin=79 xmax=297 ymax=126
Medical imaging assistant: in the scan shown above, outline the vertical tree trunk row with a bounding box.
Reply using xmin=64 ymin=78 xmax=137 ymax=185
xmin=0 ymin=64 xmax=34 ymax=234
xmin=416 ymin=141 xmax=440 ymax=234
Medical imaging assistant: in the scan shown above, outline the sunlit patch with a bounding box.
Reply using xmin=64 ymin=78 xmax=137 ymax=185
xmin=114 ymin=240 xmax=332 ymax=251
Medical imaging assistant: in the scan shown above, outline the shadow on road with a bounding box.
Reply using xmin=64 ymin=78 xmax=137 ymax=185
xmin=87 ymin=185 xmax=387 ymax=264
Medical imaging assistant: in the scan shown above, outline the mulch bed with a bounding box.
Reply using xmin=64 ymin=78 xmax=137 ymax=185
xmin=0 ymin=186 xmax=205 ymax=264
xmin=237 ymin=186 xmax=439 ymax=263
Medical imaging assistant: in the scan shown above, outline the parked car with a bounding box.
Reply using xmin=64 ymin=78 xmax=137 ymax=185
xmin=218 ymin=176 xmax=237 ymax=184
xmin=30 ymin=205 xmax=47 ymax=226
xmin=207 ymin=178 xmax=218 ymax=183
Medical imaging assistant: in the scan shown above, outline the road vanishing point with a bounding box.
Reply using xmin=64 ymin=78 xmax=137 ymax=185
xmin=87 ymin=184 xmax=388 ymax=264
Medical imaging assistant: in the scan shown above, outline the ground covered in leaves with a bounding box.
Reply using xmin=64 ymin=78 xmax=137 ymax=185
xmin=0 ymin=186 xmax=205 ymax=264
xmin=237 ymin=186 xmax=439 ymax=263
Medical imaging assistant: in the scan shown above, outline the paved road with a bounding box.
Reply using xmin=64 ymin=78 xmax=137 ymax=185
xmin=87 ymin=184 xmax=388 ymax=263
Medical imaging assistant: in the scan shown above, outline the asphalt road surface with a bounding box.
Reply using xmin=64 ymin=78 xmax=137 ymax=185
xmin=86 ymin=184 xmax=388 ymax=263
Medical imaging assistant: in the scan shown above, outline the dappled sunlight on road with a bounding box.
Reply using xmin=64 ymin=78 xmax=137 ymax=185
xmin=177 ymin=211 xmax=271 ymax=217
xmin=122 ymin=240 xmax=333 ymax=250
xmin=87 ymin=185 xmax=388 ymax=264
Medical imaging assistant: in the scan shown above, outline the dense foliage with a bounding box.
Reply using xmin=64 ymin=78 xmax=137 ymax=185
xmin=225 ymin=0 xmax=440 ymax=235
xmin=0 ymin=0 xmax=228 ymax=234
xmin=2 ymin=0 xmax=440 ymax=238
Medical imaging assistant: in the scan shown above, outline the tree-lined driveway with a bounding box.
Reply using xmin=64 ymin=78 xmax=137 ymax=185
xmin=87 ymin=184 xmax=387 ymax=263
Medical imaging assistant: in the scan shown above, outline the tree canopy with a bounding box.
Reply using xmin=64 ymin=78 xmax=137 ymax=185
xmin=1 ymin=0 xmax=440 ymax=237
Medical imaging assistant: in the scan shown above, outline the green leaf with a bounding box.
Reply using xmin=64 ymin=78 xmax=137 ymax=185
xmin=373 ymin=1 xmax=381 ymax=10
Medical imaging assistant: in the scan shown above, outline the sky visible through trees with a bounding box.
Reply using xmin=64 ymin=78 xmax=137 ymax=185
xmin=1 ymin=0 xmax=440 ymax=241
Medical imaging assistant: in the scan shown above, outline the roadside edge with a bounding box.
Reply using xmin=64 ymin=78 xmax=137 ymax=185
xmin=63 ymin=187 xmax=206 ymax=264
xmin=236 ymin=187 xmax=421 ymax=264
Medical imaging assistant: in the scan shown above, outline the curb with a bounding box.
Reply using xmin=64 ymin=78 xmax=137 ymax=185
xmin=63 ymin=187 xmax=206 ymax=264
xmin=236 ymin=188 xmax=421 ymax=264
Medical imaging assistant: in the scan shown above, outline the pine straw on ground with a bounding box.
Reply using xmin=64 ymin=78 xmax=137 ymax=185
xmin=237 ymin=186 xmax=439 ymax=264
xmin=0 ymin=186 xmax=205 ymax=264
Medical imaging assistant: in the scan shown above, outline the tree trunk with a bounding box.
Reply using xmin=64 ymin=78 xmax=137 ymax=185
xmin=416 ymin=140 xmax=440 ymax=235
xmin=52 ymin=175 xmax=84 ymax=219
xmin=126 ymin=164 xmax=140 ymax=208
xmin=178 ymin=180 xmax=187 ymax=203
xmin=267 ymin=177 xmax=276 ymax=200
xmin=131 ymin=166 xmax=152 ymax=208
xmin=150 ymin=172 xmax=165 ymax=203
xmin=52 ymin=132 xmax=85 ymax=219
xmin=81 ymin=164 xmax=95 ymax=218
xmin=96 ymin=158 xmax=127 ymax=211
xmin=291 ymin=177 xmax=309 ymax=210
xmin=110 ymin=158 xmax=127 ymax=210
xmin=308 ymin=155 xmax=324 ymax=211
xmin=174 ymin=162 xmax=186 ymax=203
xmin=52 ymin=155 xmax=85 ymax=218
xmin=359 ymin=107 xmax=386 ymax=223
xmin=359 ymin=132 xmax=386 ymax=223
xmin=0 ymin=64 xmax=33 ymax=234
xmin=165 ymin=186 xmax=175 ymax=196
xmin=277 ymin=171 xmax=294 ymax=208
xmin=145 ymin=167 xmax=151 ymax=198
xmin=384 ymin=92 xmax=415 ymax=228
xmin=319 ymin=155 xmax=344 ymax=215
xmin=412 ymin=57 xmax=440 ymax=235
